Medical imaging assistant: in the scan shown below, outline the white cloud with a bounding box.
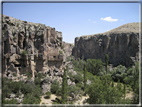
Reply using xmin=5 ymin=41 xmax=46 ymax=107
xmin=93 ymin=21 xmax=96 ymax=23
xmin=100 ymin=16 xmax=118 ymax=22
xmin=88 ymin=19 xmax=91 ymax=21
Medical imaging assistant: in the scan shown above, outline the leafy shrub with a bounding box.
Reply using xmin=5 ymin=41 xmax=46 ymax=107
xmin=3 ymin=30 xmax=7 ymax=34
xmin=8 ymin=21 xmax=13 ymax=25
xmin=59 ymin=50 xmax=63 ymax=54
xmin=45 ymin=92 xmax=51 ymax=99
xmin=86 ymin=77 xmax=125 ymax=104
xmin=111 ymin=65 xmax=126 ymax=82
xmin=3 ymin=98 xmax=18 ymax=104
xmin=61 ymin=45 xmax=64 ymax=49
xmin=63 ymin=49 xmax=66 ymax=53
xmin=13 ymin=72 xmax=17 ymax=77
xmin=25 ymin=72 xmax=32 ymax=77
xmin=72 ymin=58 xmax=86 ymax=72
xmin=21 ymin=83 xmax=33 ymax=94
xmin=85 ymin=59 xmax=104 ymax=76
xmin=56 ymin=88 xmax=62 ymax=96
xmin=16 ymin=23 xmax=19 ymax=27
xmin=34 ymin=78 xmax=41 ymax=87
xmin=73 ymin=72 xmax=83 ymax=83
xmin=23 ymin=94 xmax=41 ymax=104
xmin=13 ymin=36 xmax=17 ymax=40
xmin=51 ymin=80 xmax=60 ymax=94
xmin=67 ymin=85 xmax=80 ymax=96
xmin=36 ymin=73 xmax=42 ymax=78
xmin=76 ymin=83 xmax=83 ymax=88
xmin=21 ymin=50 xmax=27 ymax=56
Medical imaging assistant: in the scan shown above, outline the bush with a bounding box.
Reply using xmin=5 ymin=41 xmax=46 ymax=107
xmin=25 ymin=72 xmax=32 ymax=77
xmin=45 ymin=92 xmax=51 ymax=99
xmin=3 ymin=98 xmax=18 ymax=104
xmin=13 ymin=72 xmax=17 ymax=77
xmin=63 ymin=49 xmax=66 ymax=53
xmin=86 ymin=77 xmax=124 ymax=104
xmin=21 ymin=50 xmax=27 ymax=56
xmin=72 ymin=58 xmax=86 ymax=72
xmin=51 ymin=80 xmax=60 ymax=94
xmin=23 ymin=94 xmax=41 ymax=104
xmin=61 ymin=45 xmax=64 ymax=49
xmin=111 ymin=65 xmax=126 ymax=82
xmin=85 ymin=59 xmax=104 ymax=76
xmin=76 ymin=83 xmax=83 ymax=88
xmin=16 ymin=23 xmax=19 ymax=27
xmin=56 ymin=88 xmax=62 ymax=96
xmin=59 ymin=50 xmax=63 ymax=54
xmin=34 ymin=78 xmax=41 ymax=87
xmin=67 ymin=85 xmax=80 ymax=96
xmin=21 ymin=83 xmax=33 ymax=94
xmin=13 ymin=36 xmax=17 ymax=40
xmin=74 ymin=72 xmax=83 ymax=83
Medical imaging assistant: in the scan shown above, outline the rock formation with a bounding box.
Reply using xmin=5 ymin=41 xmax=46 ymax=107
xmin=72 ymin=23 xmax=140 ymax=67
xmin=2 ymin=15 xmax=65 ymax=78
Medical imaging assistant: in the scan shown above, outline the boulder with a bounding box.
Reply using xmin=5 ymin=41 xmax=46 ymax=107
xmin=10 ymin=93 xmax=16 ymax=98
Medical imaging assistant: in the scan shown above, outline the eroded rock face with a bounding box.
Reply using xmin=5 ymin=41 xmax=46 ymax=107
xmin=2 ymin=15 xmax=64 ymax=77
xmin=72 ymin=23 xmax=139 ymax=67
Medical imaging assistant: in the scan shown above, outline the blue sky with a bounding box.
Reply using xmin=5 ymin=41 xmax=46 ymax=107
xmin=3 ymin=3 xmax=139 ymax=43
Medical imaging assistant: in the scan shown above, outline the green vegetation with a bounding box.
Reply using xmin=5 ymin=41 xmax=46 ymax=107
xmin=21 ymin=50 xmax=27 ymax=56
xmin=59 ymin=50 xmax=63 ymax=55
xmin=8 ymin=21 xmax=13 ymax=25
xmin=85 ymin=59 xmax=104 ymax=76
xmin=16 ymin=23 xmax=19 ymax=27
xmin=45 ymin=92 xmax=51 ymax=99
xmin=61 ymin=69 xmax=68 ymax=104
xmin=63 ymin=49 xmax=66 ymax=53
xmin=2 ymin=77 xmax=42 ymax=104
xmin=51 ymin=80 xmax=60 ymax=94
xmin=25 ymin=72 xmax=32 ymax=78
xmin=72 ymin=57 xmax=139 ymax=104
xmin=61 ymin=45 xmax=64 ymax=49
xmin=3 ymin=30 xmax=7 ymax=34
xmin=13 ymin=36 xmax=17 ymax=40
xmin=13 ymin=72 xmax=17 ymax=77
xmin=84 ymin=68 xmax=87 ymax=93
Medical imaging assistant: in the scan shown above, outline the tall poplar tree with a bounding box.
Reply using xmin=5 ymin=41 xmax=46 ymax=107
xmin=84 ymin=68 xmax=87 ymax=93
xmin=61 ymin=68 xmax=68 ymax=104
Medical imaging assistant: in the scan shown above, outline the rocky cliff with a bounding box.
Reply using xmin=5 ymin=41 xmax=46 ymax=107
xmin=2 ymin=15 xmax=67 ymax=78
xmin=72 ymin=23 xmax=140 ymax=67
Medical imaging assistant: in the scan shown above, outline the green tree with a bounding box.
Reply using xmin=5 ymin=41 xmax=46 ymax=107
xmin=61 ymin=69 xmax=68 ymax=104
xmin=133 ymin=62 xmax=139 ymax=104
xmin=105 ymin=54 xmax=109 ymax=74
xmin=111 ymin=81 xmax=114 ymax=87
xmin=86 ymin=77 xmax=123 ymax=104
xmin=84 ymin=68 xmax=87 ymax=93
xmin=86 ymin=59 xmax=104 ymax=75
xmin=51 ymin=80 xmax=60 ymax=94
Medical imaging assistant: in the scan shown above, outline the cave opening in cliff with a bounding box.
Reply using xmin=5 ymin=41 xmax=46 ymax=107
xmin=14 ymin=64 xmax=21 ymax=67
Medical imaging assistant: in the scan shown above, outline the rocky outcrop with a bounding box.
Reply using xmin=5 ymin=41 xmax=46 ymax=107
xmin=72 ymin=23 xmax=139 ymax=67
xmin=2 ymin=15 xmax=64 ymax=77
